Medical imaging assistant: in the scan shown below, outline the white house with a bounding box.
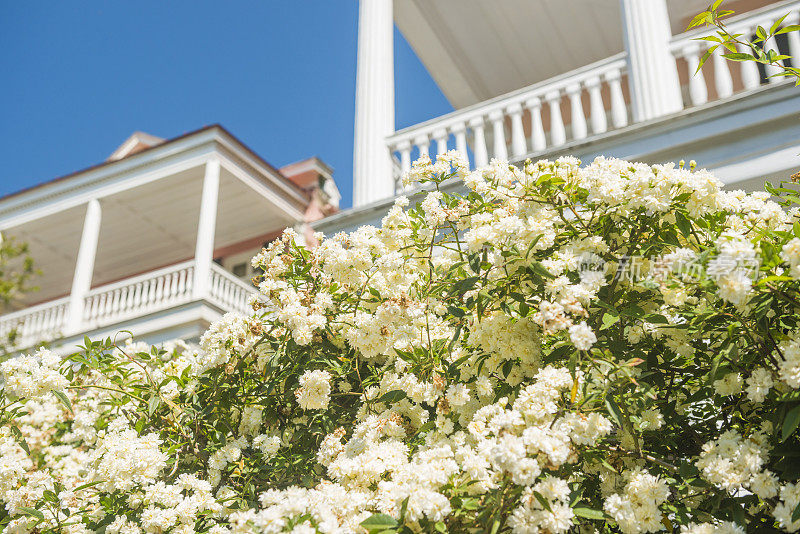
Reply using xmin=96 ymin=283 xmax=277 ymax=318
xmin=3 ymin=0 xmax=800 ymax=353
xmin=317 ymin=0 xmax=800 ymax=234
xmin=0 ymin=125 xmax=339 ymax=353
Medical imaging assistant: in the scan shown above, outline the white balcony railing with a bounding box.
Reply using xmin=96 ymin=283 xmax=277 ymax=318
xmin=208 ymin=263 xmax=256 ymax=316
xmin=386 ymin=53 xmax=630 ymax=189
xmin=82 ymin=260 xmax=196 ymax=328
xmin=670 ymin=0 xmax=800 ymax=109
xmin=0 ymin=260 xmax=258 ymax=351
xmin=0 ymin=296 xmax=69 ymax=349
xmin=387 ymin=0 xmax=800 ymax=193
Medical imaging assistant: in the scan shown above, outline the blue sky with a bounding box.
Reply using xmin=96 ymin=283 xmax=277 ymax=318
xmin=0 ymin=2 xmax=452 ymax=208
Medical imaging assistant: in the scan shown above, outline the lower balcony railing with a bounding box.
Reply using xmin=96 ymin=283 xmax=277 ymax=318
xmin=387 ymin=0 xmax=799 ymax=193
xmin=0 ymin=260 xmax=258 ymax=350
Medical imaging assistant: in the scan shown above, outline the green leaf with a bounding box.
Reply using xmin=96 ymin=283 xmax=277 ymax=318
xmin=605 ymin=396 xmax=624 ymax=428
xmin=376 ymin=390 xmax=407 ymax=404
xmin=721 ymin=52 xmax=753 ymax=61
xmin=148 ymin=395 xmax=161 ymax=416
xmin=771 ymin=13 xmax=789 ymax=36
xmin=573 ymin=507 xmax=605 ymax=520
xmin=17 ymin=507 xmax=44 ymax=521
xmin=360 ymin=514 xmax=398 ymax=533
xmin=601 ymin=312 xmax=619 ymax=331
xmin=53 ymin=390 xmax=73 ymax=414
xmin=792 ymin=500 xmax=800 ymax=523
xmin=782 ymin=404 xmax=800 ymax=442
xmin=697 ymin=48 xmax=715 ymax=73
xmin=533 ymin=491 xmax=553 ymax=512
xmin=675 ymin=211 xmax=692 ymax=237
xmin=9 ymin=425 xmax=30 ymax=455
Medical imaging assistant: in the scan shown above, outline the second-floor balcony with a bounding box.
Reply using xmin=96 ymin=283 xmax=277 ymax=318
xmin=0 ymin=260 xmax=256 ymax=351
xmin=351 ymin=0 xmax=800 ymax=208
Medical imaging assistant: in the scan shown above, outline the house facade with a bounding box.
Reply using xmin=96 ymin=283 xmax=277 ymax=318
xmin=317 ymin=0 xmax=800 ymax=235
xmin=0 ymin=125 xmax=339 ymax=353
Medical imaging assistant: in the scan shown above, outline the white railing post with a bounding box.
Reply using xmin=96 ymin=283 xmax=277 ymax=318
xmin=620 ymin=0 xmax=683 ymax=121
xmin=451 ymin=122 xmax=469 ymax=165
xmin=506 ymin=102 xmax=528 ymax=158
xmin=566 ymin=83 xmax=588 ymax=141
xmin=585 ymin=76 xmax=608 ymax=135
xmin=193 ymin=158 xmax=221 ymax=299
xmin=525 ymin=96 xmax=547 ymax=152
xmin=737 ymin=34 xmax=761 ymax=90
xmin=353 ymin=0 xmax=395 ymax=206
xmin=67 ymin=198 xmax=101 ymax=334
xmin=397 ymin=139 xmax=412 ymax=175
xmin=605 ymin=69 xmax=629 ymax=128
xmin=712 ymin=46 xmax=734 ymax=98
xmin=788 ymin=13 xmax=800 ymax=61
xmin=469 ymin=117 xmax=489 ymax=167
xmin=545 ymin=90 xmax=566 ymax=147
xmin=488 ymin=110 xmax=508 ymax=161
xmin=682 ymin=44 xmax=709 ymax=105
xmin=414 ymin=134 xmax=430 ymax=160
xmin=433 ymin=128 xmax=448 ymax=156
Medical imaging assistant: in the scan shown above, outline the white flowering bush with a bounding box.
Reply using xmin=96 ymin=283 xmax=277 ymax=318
xmin=3 ymin=153 xmax=800 ymax=533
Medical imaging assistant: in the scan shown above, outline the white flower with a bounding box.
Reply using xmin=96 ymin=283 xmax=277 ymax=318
xmin=296 ymin=370 xmax=332 ymax=410
xmin=568 ymin=321 xmax=596 ymax=351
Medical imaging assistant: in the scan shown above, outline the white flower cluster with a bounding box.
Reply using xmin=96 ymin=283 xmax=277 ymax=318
xmin=696 ymin=429 xmax=778 ymax=498
xmin=603 ymin=468 xmax=670 ymax=534
xmin=296 ymin=369 xmax=333 ymax=410
xmin=0 ymin=348 xmax=67 ymax=399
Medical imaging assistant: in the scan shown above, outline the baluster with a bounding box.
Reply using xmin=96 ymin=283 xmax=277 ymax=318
xmin=226 ymin=280 xmax=234 ymax=306
xmin=154 ymin=277 xmax=164 ymax=305
xmin=32 ymin=312 xmax=42 ymax=337
xmin=177 ymin=271 xmax=186 ymax=297
xmin=584 ymin=76 xmax=607 ymax=135
xmin=545 ymin=90 xmax=566 ymax=147
xmin=506 ymin=102 xmax=528 ymax=158
xmin=682 ymin=44 xmax=709 ymax=105
xmin=787 ymin=14 xmax=800 ymax=63
xmin=170 ymin=272 xmax=180 ymax=300
xmin=525 ymin=96 xmax=546 ymax=152
xmin=451 ymin=122 xmax=469 ymax=166
xmin=110 ymin=289 xmax=121 ymax=316
xmin=147 ymin=279 xmax=157 ymax=306
xmin=131 ymin=282 xmax=142 ymax=310
xmin=432 ymin=128 xmax=448 ymax=156
xmin=763 ymin=27 xmax=784 ymax=83
xmin=413 ymin=134 xmax=429 ymax=161
xmin=488 ymin=110 xmax=508 ymax=161
xmin=605 ymin=69 xmax=628 ymax=128
xmin=397 ymin=140 xmax=412 ymax=175
xmin=565 ymin=83 xmax=588 ymax=141
xmin=186 ymin=267 xmax=194 ymax=294
xmin=120 ymin=287 xmax=130 ymax=313
xmin=469 ymin=116 xmax=489 ymax=167
xmin=83 ymin=298 xmax=92 ymax=321
xmin=736 ymin=34 xmax=761 ymax=90
xmin=96 ymin=293 xmax=107 ymax=320
xmin=712 ymin=45 xmax=734 ymax=98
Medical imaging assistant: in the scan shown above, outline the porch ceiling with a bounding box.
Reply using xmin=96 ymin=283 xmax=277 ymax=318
xmin=7 ymin=163 xmax=295 ymax=306
xmin=394 ymin=0 xmax=768 ymax=110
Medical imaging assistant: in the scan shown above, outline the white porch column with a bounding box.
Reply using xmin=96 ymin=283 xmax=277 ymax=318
xmin=67 ymin=198 xmax=101 ymax=333
xmin=353 ymin=0 xmax=395 ymax=207
xmin=193 ymin=158 xmax=221 ymax=299
xmin=620 ymin=0 xmax=683 ymax=121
